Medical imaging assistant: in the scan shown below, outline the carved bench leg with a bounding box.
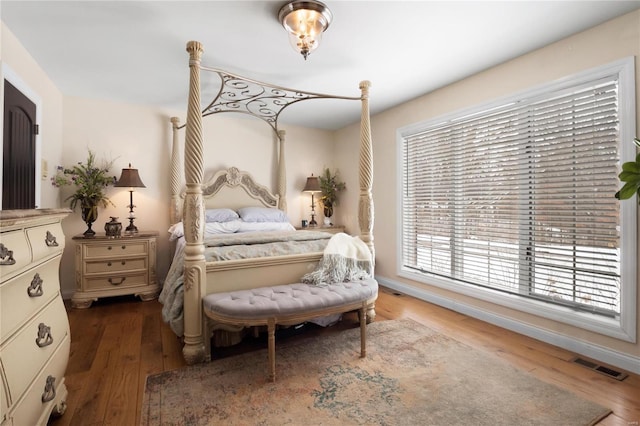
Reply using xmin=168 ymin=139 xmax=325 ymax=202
xmin=268 ymin=318 xmax=276 ymax=382
xmin=359 ymin=305 xmax=367 ymax=358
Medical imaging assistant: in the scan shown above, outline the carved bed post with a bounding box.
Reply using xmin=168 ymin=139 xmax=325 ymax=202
xmin=277 ymin=129 xmax=287 ymax=212
xmin=170 ymin=116 xmax=183 ymax=225
xmin=182 ymin=41 xmax=206 ymax=364
xmin=358 ymin=81 xmax=375 ymax=261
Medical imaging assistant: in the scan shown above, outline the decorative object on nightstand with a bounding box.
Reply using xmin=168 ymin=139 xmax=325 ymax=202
xmin=302 ymin=174 xmax=321 ymax=227
xmin=0 ymin=209 xmax=71 ymax=425
xmin=71 ymin=231 xmax=159 ymax=308
xmin=319 ymin=167 xmax=345 ymax=226
xmin=114 ymin=163 xmax=146 ymax=234
xmin=104 ymin=216 xmax=122 ymax=238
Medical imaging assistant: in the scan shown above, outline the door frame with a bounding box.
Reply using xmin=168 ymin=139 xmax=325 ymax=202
xmin=1 ymin=62 xmax=42 ymax=209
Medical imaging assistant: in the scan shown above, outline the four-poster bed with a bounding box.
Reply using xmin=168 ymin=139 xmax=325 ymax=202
xmin=166 ymin=40 xmax=375 ymax=364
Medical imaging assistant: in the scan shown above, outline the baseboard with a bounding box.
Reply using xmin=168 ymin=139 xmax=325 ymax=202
xmin=376 ymin=276 xmax=640 ymax=375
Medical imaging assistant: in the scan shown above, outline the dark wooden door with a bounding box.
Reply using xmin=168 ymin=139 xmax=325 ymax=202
xmin=3 ymin=80 xmax=37 ymax=209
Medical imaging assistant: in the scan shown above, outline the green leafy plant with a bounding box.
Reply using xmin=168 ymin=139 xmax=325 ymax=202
xmin=318 ymin=167 xmax=346 ymax=217
xmin=51 ymin=149 xmax=117 ymax=211
xmin=615 ymin=137 xmax=640 ymax=204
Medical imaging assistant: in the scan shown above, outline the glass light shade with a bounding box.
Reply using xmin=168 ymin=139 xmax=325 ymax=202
xmin=279 ymin=1 xmax=332 ymax=60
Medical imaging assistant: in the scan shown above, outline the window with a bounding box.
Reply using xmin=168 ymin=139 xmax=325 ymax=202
xmin=398 ymin=58 xmax=636 ymax=341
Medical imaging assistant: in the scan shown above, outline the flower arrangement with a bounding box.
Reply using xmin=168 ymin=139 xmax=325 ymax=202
xmin=318 ymin=167 xmax=346 ymax=218
xmin=51 ymin=149 xmax=117 ymax=212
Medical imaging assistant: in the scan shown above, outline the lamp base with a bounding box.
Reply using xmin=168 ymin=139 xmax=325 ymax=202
xmin=125 ymin=218 xmax=138 ymax=234
xmin=309 ymin=214 xmax=317 ymax=227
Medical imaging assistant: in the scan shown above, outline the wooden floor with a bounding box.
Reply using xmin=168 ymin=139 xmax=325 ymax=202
xmin=49 ymin=287 xmax=640 ymax=426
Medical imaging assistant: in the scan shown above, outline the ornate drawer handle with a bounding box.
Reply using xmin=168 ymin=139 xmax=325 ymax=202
xmin=41 ymin=375 xmax=56 ymax=403
xmin=36 ymin=323 xmax=54 ymax=347
xmin=108 ymin=261 xmax=126 ymax=267
xmin=45 ymin=230 xmax=59 ymax=247
xmin=28 ymin=273 xmax=44 ymax=297
xmin=0 ymin=243 xmax=16 ymax=265
xmin=108 ymin=277 xmax=126 ymax=286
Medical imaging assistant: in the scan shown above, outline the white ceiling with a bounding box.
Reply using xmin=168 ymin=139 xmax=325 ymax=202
xmin=2 ymin=1 xmax=639 ymax=130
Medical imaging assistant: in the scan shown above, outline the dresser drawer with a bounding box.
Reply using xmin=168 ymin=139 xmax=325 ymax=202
xmin=6 ymin=334 xmax=69 ymax=426
xmin=84 ymin=272 xmax=148 ymax=291
xmin=83 ymin=240 xmax=148 ymax=259
xmin=1 ymin=297 xmax=69 ymax=404
xmin=84 ymin=256 xmax=147 ymax=274
xmin=0 ymin=230 xmax=31 ymax=282
xmin=26 ymin=223 xmax=65 ymax=265
xmin=1 ymin=257 xmax=60 ymax=341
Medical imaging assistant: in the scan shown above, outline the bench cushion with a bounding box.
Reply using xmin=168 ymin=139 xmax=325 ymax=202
xmin=203 ymin=278 xmax=378 ymax=320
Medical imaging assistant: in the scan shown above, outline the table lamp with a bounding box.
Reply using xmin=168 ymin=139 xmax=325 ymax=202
xmin=302 ymin=174 xmax=321 ymax=227
xmin=114 ymin=163 xmax=146 ymax=233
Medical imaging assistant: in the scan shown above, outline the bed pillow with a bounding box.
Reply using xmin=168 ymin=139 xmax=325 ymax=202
xmin=237 ymin=221 xmax=295 ymax=233
xmin=237 ymin=206 xmax=289 ymax=223
xmin=167 ymin=220 xmax=242 ymax=241
xmin=205 ymin=208 xmax=239 ymax=223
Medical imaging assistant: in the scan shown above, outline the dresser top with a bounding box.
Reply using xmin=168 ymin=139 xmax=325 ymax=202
xmin=0 ymin=208 xmax=71 ymax=229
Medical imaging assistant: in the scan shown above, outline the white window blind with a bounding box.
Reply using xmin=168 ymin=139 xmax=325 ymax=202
xmin=401 ymin=74 xmax=626 ymax=317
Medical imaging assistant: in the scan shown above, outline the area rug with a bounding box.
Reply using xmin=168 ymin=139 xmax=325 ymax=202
xmin=141 ymin=319 xmax=611 ymax=425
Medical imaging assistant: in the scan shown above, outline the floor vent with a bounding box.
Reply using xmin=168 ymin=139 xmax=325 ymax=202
xmin=571 ymin=357 xmax=628 ymax=381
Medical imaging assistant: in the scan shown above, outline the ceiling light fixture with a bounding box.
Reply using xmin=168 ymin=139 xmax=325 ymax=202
xmin=278 ymin=0 xmax=333 ymax=60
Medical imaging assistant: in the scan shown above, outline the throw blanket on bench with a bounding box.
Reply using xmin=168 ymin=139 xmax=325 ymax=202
xmin=301 ymin=232 xmax=372 ymax=286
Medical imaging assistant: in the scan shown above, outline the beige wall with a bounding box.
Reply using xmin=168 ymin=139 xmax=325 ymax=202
xmin=335 ymin=10 xmax=640 ymax=371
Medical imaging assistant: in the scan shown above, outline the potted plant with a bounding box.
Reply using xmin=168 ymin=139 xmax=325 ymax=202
xmin=51 ymin=149 xmax=117 ymax=236
xmin=615 ymin=137 xmax=640 ymax=204
xmin=318 ymin=167 xmax=345 ymax=225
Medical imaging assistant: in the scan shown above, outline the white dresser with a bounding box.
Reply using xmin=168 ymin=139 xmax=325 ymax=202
xmin=0 ymin=209 xmax=70 ymax=426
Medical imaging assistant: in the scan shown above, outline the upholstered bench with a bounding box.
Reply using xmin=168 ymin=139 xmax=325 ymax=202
xmin=202 ymin=278 xmax=378 ymax=381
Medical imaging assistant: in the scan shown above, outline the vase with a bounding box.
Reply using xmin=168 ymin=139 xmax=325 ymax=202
xmin=323 ymin=216 xmax=332 ymax=226
xmin=81 ymin=204 xmax=98 ymax=237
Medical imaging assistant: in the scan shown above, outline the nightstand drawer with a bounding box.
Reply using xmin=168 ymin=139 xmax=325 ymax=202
xmin=84 ymin=272 xmax=148 ymax=291
xmin=1 ymin=257 xmax=60 ymax=341
xmin=83 ymin=241 xmax=148 ymax=258
xmin=84 ymin=257 xmax=147 ymax=274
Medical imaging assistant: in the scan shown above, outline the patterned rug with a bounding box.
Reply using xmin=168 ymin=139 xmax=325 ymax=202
xmin=142 ymin=319 xmax=610 ymax=425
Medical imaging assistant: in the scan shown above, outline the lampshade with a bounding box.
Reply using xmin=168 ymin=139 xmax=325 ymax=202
xmin=278 ymin=0 xmax=332 ymax=60
xmin=114 ymin=164 xmax=146 ymax=188
xmin=303 ymin=175 xmax=321 ymax=193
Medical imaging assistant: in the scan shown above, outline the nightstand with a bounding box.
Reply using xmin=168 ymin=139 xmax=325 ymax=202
xmin=71 ymin=231 xmax=159 ymax=308
xmin=296 ymin=225 xmax=345 ymax=234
